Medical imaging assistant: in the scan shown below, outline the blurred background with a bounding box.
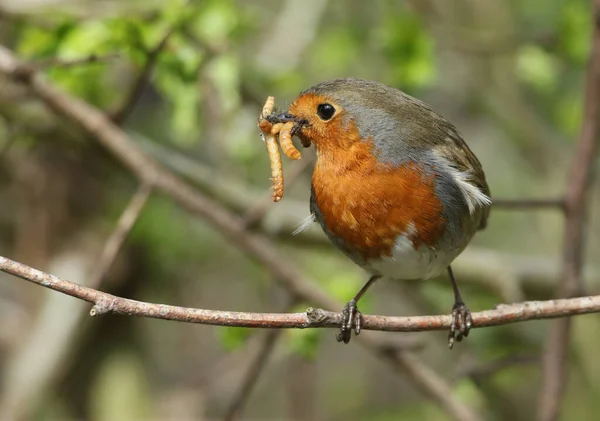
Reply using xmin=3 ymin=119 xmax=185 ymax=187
xmin=0 ymin=0 xmax=599 ymax=420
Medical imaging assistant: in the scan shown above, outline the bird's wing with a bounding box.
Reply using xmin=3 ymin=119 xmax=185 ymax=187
xmin=432 ymin=127 xmax=491 ymax=230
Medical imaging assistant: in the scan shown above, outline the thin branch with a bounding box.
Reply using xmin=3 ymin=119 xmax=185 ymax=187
xmin=32 ymin=53 xmax=121 ymax=69
xmin=222 ymin=297 xmax=297 ymax=421
xmin=0 ymin=45 xmax=482 ymax=421
xmin=2 ymin=255 xmax=600 ymax=331
xmin=539 ymin=321 xmax=571 ymax=421
xmin=109 ymin=27 xmax=176 ymax=125
xmin=492 ymin=198 xmax=565 ymax=211
xmin=538 ymin=3 xmax=600 ymax=421
xmin=221 ymin=330 xmax=280 ymax=420
xmin=88 ymin=182 xmax=153 ymax=288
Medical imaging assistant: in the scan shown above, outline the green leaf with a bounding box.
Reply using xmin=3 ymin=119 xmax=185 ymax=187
xmin=170 ymin=82 xmax=200 ymax=144
xmin=58 ymin=20 xmax=112 ymax=58
xmin=559 ymin=1 xmax=591 ymax=64
xmin=162 ymin=0 xmax=197 ymax=27
xmin=310 ymin=28 xmax=360 ymax=77
xmin=375 ymin=9 xmax=436 ymax=89
xmin=154 ymin=55 xmax=201 ymax=144
xmin=206 ymin=53 xmax=241 ymax=112
xmin=17 ymin=21 xmax=77 ymax=59
xmin=192 ymin=0 xmax=238 ymax=45
xmin=104 ymin=19 xmax=147 ymax=63
xmin=517 ymin=45 xmax=558 ymax=93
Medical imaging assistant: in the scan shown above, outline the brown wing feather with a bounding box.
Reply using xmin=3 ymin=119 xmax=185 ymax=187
xmin=433 ymin=127 xmax=491 ymax=230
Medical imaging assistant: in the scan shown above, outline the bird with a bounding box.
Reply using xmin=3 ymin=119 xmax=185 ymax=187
xmin=267 ymin=78 xmax=491 ymax=347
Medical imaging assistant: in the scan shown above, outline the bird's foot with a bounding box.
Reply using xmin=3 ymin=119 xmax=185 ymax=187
xmin=336 ymin=299 xmax=362 ymax=344
xmin=448 ymin=301 xmax=472 ymax=349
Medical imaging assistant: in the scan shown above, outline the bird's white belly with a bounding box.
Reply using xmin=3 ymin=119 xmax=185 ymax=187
xmin=364 ymin=231 xmax=455 ymax=280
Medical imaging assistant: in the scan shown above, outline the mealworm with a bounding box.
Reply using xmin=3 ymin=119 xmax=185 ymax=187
xmin=270 ymin=123 xmax=284 ymax=135
xmin=278 ymin=121 xmax=301 ymax=160
xmin=258 ymin=96 xmax=285 ymax=202
xmin=265 ymin=131 xmax=284 ymax=202
xmin=261 ymin=96 xmax=275 ymax=119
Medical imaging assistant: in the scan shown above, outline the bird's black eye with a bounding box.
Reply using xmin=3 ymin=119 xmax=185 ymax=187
xmin=317 ymin=103 xmax=336 ymax=121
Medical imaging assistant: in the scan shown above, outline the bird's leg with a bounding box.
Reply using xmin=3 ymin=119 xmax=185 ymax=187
xmin=447 ymin=265 xmax=472 ymax=349
xmin=337 ymin=275 xmax=381 ymax=344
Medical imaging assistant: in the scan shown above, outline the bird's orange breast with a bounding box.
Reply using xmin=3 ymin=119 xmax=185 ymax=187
xmin=311 ymin=124 xmax=446 ymax=261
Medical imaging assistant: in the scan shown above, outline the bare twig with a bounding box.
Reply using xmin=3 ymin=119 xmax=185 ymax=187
xmin=32 ymin=53 xmax=121 ymax=69
xmin=492 ymin=198 xmax=565 ymax=211
xmin=109 ymin=27 xmax=176 ymax=125
xmin=0 ymin=45 xmax=481 ymax=421
xmin=2 ymin=255 xmax=600 ymax=331
xmin=222 ymin=297 xmax=297 ymax=421
xmin=180 ymin=27 xmax=228 ymax=56
xmin=88 ymin=182 xmax=153 ymax=288
xmin=221 ymin=330 xmax=281 ymax=420
xmin=538 ymin=3 xmax=600 ymax=421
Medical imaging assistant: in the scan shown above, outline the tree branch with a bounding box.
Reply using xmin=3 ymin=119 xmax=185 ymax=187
xmin=492 ymin=198 xmax=565 ymax=211
xmin=2 ymin=255 xmax=600 ymax=332
xmin=538 ymin=2 xmax=600 ymax=420
xmin=87 ymin=182 xmax=153 ymax=288
xmin=222 ymin=298 xmax=297 ymax=421
xmin=109 ymin=27 xmax=175 ymax=125
xmin=32 ymin=53 xmax=121 ymax=69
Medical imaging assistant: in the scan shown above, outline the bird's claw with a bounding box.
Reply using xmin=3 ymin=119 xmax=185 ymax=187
xmin=448 ymin=301 xmax=472 ymax=349
xmin=337 ymin=299 xmax=362 ymax=344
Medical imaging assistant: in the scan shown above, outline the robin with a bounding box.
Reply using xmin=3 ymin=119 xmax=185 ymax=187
xmin=267 ymin=78 xmax=491 ymax=347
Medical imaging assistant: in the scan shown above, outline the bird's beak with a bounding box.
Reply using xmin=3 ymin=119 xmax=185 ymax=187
xmin=265 ymin=112 xmax=311 ymax=147
xmin=266 ymin=112 xmax=310 ymax=129
xmin=266 ymin=112 xmax=296 ymax=124
xmin=266 ymin=113 xmax=296 ymax=124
